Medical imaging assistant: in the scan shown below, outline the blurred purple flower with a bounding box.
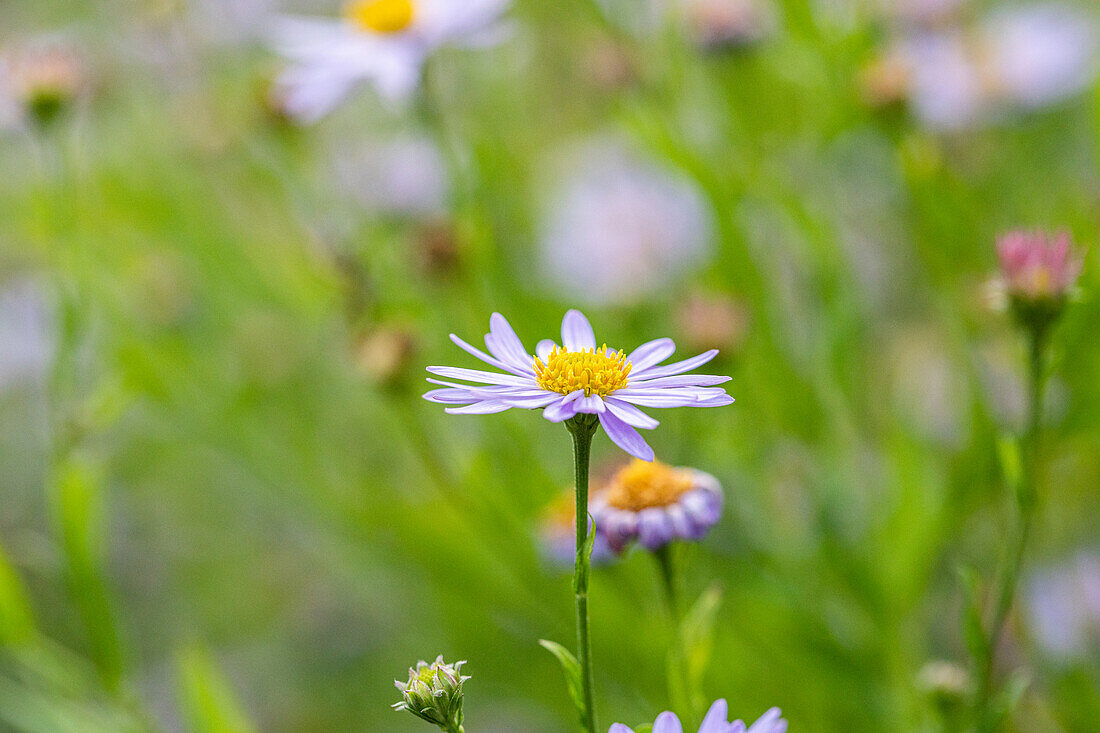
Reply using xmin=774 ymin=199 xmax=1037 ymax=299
xmin=609 ymin=700 xmax=788 ymax=733
xmin=1026 ymin=552 xmax=1100 ymax=660
xmin=423 ymin=310 xmax=734 ymax=461
xmin=0 ymin=279 xmax=56 ymax=389
xmin=873 ymin=3 xmax=1099 ymax=130
xmin=538 ymin=139 xmax=713 ymax=307
xmin=996 ymin=230 xmax=1083 ymax=303
xmin=539 ymin=489 xmax=614 ymax=568
xmin=592 ymin=458 xmax=722 ymax=553
xmin=983 ymin=3 xmax=1098 ymax=109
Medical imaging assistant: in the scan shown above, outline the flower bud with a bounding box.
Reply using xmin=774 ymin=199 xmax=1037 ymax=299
xmin=917 ymin=660 xmax=971 ymax=725
xmin=393 ymin=656 xmax=469 ymax=732
xmin=996 ymin=230 xmax=1083 ymax=331
xmin=5 ymin=43 xmax=86 ymax=129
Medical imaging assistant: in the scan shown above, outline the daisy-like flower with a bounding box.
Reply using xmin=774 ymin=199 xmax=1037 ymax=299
xmin=592 ymin=459 xmax=723 ymax=553
xmin=610 ymin=700 xmax=788 ymax=733
xmin=268 ymin=0 xmax=511 ymax=122
xmin=423 ymin=310 xmax=735 ymax=461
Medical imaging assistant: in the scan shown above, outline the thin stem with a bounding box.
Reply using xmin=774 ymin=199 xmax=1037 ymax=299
xmin=568 ymin=416 xmax=599 ymax=733
xmin=976 ymin=326 xmax=1047 ymax=730
xmin=654 ymin=543 xmax=679 ymax=619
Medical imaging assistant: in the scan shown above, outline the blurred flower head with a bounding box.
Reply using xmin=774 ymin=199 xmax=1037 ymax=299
xmin=877 ymin=0 xmax=963 ymax=29
xmin=268 ymin=0 xmax=512 ymax=122
xmin=334 ymin=134 xmax=448 ymax=217
xmin=393 ymin=655 xmax=469 ymax=730
xmin=994 ymin=230 xmax=1083 ymax=329
xmin=355 ymin=325 xmax=420 ymax=387
xmin=538 ymin=488 xmax=614 ymax=568
xmin=869 ymin=3 xmax=1099 ymax=131
xmin=539 ymin=139 xmax=713 ymax=307
xmin=0 ymin=279 xmax=56 ymax=390
xmin=1026 ymin=552 xmax=1100 ymax=661
xmin=0 ymin=41 xmax=86 ymax=129
xmin=677 ymin=0 xmax=780 ymax=51
xmin=982 ymin=3 xmax=1099 ymax=109
xmin=609 ymin=699 xmax=787 ymax=733
xmin=592 ymin=458 xmax=723 ymax=553
xmin=916 ymin=661 xmax=971 ymax=721
xmin=424 ymin=310 xmax=735 ymax=461
xmin=676 ymin=291 xmax=751 ymax=355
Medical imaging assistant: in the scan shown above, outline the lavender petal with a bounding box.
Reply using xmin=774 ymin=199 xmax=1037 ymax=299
xmin=626 ymin=338 xmax=675 ymax=371
xmin=630 ymin=349 xmax=719 ymax=379
xmin=561 ymin=309 xmax=596 ymax=351
xmin=598 ymin=410 xmax=655 ymax=461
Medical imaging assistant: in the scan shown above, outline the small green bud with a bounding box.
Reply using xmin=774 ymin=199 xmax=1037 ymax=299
xmin=917 ymin=660 xmax=971 ymax=726
xmin=392 ymin=656 xmax=469 ymax=732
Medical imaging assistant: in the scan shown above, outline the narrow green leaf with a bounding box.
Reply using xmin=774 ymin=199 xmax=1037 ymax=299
xmin=538 ymin=639 xmax=587 ymax=726
xmin=956 ymin=565 xmax=989 ymax=670
xmin=51 ymin=458 xmax=123 ymax=690
xmin=678 ymin=584 xmax=724 ymax=722
xmin=178 ymin=646 xmax=257 ymax=733
xmin=573 ymin=518 xmax=597 ymax=595
xmin=0 ymin=540 xmax=36 ymax=645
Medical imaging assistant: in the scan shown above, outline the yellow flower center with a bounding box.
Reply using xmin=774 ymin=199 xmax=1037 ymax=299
xmin=604 ymin=459 xmax=693 ymax=511
xmin=534 ymin=345 xmax=631 ymax=398
xmin=415 ymin=666 xmax=436 ymax=685
xmin=345 ymin=0 xmax=415 ymax=34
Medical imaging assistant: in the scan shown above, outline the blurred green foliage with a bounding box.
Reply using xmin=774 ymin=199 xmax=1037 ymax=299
xmin=2 ymin=1 xmax=1100 ymax=732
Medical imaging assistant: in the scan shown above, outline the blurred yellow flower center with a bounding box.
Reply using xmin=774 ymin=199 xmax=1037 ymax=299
xmin=345 ymin=0 xmax=415 ymax=33
xmin=534 ymin=346 xmax=631 ymax=397
xmin=605 ymin=459 xmax=693 ymax=511
xmin=415 ymin=666 xmax=436 ymax=685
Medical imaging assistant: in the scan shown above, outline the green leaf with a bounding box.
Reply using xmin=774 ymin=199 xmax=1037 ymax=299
xmin=668 ymin=584 xmax=724 ymax=725
xmin=539 ymin=639 xmax=586 ymax=727
xmin=51 ymin=458 xmax=123 ymax=691
xmin=0 ymin=540 xmax=36 ymax=645
xmin=956 ymin=565 xmax=989 ymax=672
xmin=573 ymin=517 xmax=597 ymax=595
xmin=990 ymin=669 xmax=1030 ymax=728
xmin=996 ymin=434 xmax=1024 ymax=503
xmin=178 ymin=646 xmax=257 ymax=733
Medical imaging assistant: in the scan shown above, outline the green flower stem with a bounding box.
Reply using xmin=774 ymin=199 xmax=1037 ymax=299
xmin=654 ymin=543 xmax=679 ymax=619
xmin=567 ymin=415 xmax=599 ymax=733
xmin=976 ymin=324 xmax=1048 ymax=730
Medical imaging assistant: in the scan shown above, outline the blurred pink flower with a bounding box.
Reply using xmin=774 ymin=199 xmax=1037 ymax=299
xmin=996 ymin=230 xmax=1083 ymax=302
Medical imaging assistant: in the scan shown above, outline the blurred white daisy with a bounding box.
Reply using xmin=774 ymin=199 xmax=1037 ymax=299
xmin=538 ymin=139 xmax=713 ymax=307
xmin=333 ymin=133 xmax=448 ymax=216
xmin=268 ymin=0 xmax=512 ymax=122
